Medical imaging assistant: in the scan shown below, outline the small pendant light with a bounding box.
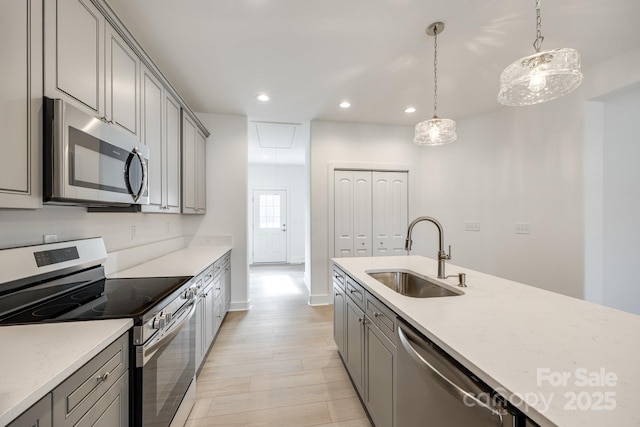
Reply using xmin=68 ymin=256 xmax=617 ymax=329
xmin=498 ymin=0 xmax=583 ymax=106
xmin=414 ymin=22 xmax=457 ymax=146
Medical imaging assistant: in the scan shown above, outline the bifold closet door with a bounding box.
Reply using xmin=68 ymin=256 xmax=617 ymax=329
xmin=372 ymin=171 xmax=408 ymax=256
xmin=334 ymin=171 xmax=372 ymax=257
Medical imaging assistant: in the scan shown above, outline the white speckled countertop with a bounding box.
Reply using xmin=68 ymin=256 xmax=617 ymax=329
xmin=108 ymin=246 xmax=231 ymax=278
xmin=0 ymin=319 xmax=132 ymax=426
xmin=333 ymin=256 xmax=640 ymax=427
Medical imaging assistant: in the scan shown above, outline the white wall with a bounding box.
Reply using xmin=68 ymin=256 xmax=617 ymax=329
xmin=194 ymin=112 xmax=250 ymax=310
xmin=248 ymin=164 xmax=306 ymax=264
xmin=0 ymin=205 xmax=200 ymax=252
xmin=311 ymin=46 xmax=640 ymax=309
xmin=600 ymin=86 xmax=640 ymax=314
xmin=309 ymin=122 xmax=427 ymax=304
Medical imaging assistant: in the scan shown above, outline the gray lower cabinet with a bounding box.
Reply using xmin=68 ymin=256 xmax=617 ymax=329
xmin=334 ymin=265 xmax=395 ymax=427
xmin=344 ymin=295 xmax=365 ymax=395
xmin=8 ymin=394 xmax=52 ymax=427
xmin=333 ymin=284 xmax=346 ymax=357
xmin=52 ymin=333 xmax=129 ymax=427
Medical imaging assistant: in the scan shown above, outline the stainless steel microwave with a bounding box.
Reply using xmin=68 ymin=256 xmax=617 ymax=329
xmin=43 ymin=97 xmax=149 ymax=206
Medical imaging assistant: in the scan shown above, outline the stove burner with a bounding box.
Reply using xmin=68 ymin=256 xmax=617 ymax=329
xmin=91 ymin=296 xmax=152 ymax=314
xmin=70 ymin=289 xmax=103 ymax=301
xmin=32 ymin=303 xmax=81 ymax=317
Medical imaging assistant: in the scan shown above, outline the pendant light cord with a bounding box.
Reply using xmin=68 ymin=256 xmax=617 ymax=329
xmin=433 ymin=24 xmax=438 ymax=118
xmin=533 ymin=0 xmax=544 ymax=52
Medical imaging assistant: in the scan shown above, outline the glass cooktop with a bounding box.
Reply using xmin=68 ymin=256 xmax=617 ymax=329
xmin=0 ymin=268 xmax=191 ymax=325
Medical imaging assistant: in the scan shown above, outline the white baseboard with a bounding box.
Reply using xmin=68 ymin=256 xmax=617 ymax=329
xmin=308 ymin=293 xmax=330 ymax=306
xmin=229 ymin=299 xmax=251 ymax=311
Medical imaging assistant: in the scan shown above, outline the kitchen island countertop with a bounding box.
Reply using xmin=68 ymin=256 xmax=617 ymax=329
xmin=333 ymin=255 xmax=640 ymax=427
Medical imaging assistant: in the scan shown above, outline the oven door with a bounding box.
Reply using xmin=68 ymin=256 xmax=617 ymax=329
xmin=44 ymin=97 xmax=149 ymax=206
xmin=134 ymin=300 xmax=196 ymax=427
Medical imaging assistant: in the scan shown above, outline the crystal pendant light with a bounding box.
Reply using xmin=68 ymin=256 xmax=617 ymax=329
xmin=498 ymin=0 xmax=583 ymax=106
xmin=414 ymin=22 xmax=456 ymax=146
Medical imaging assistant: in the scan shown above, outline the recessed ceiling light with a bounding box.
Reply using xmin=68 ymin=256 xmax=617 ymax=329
xmin=405 ymin=107 xmax=417 ymax=113
xmin=256 ymin=93 xmax=270 ymax=102
xmin=339 ymin=101 xmax=351 ymax=108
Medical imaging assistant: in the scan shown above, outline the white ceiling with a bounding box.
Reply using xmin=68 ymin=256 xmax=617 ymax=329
xmin=247 ymin=121 xmax=307 ymax=165
xmin=107 ymin=0 xmax=640 ymax=126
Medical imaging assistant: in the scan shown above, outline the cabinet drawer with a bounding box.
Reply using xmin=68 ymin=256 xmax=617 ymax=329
xmin=365 ymin=292 xmax=396 ymax=344
xmin=203 ymin=264 xmax=214 ymax=286
xmin=53 ymin=333 xmax=129 ymax=427
xmin=346 ymin=277 xmax=365 ymax=309
xmin=332 ymin=267 xmax=346 ymax=291
xmin=8 ymin=393 xmax=52 ymax=427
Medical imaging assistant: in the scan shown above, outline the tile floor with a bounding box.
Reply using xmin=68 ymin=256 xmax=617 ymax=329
xmin=185 ymin=264 xmax=372 ymax=427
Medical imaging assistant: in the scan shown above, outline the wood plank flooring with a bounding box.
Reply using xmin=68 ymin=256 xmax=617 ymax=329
xmin=186 ymin=264 xmax=372 ymax=427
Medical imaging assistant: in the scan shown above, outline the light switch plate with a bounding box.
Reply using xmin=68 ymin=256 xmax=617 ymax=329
xmin=43 ymin=234 xmax=58 ymax=243
xmin=515 ymin=223 xmax=531 ymax=234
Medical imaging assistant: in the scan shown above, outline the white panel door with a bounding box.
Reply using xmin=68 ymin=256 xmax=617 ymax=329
xmin=334 ymin=171 xmax=355 ymax=257
xmin=353 ymin=171 xmax=372 ymax=257
xmin=373 ymin=171 xmax=408 ymax=256
xmin=253 ymin=190 xmax=288 ymax=263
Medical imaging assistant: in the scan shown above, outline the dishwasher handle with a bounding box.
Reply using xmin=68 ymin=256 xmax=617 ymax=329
xmin=397 ymin=326 xmax=506 ymax=424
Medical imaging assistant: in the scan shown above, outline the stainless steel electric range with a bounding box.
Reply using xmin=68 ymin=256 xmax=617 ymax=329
xmin=0 ymin=237 xmax=197 ymax=427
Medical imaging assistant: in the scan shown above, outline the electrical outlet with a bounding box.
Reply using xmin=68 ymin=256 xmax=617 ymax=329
xmin=43 ymin=234 xmax=58 ymax=243
xmin=464 ymin=221 xmax=480 ymax=232
xmin=131 ymin=225 xmax=137 ymax=240
xmin=515 ymin=223 xmax=531 ymax=234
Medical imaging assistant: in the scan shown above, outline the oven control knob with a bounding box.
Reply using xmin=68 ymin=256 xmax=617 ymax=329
xmin=163 ymin=311 xmax=173 ymax=323
xmin=152 ymin=315 xmax=166 ymax=330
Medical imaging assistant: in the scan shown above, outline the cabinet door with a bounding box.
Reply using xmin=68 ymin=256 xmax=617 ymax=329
xmin=372 ymin=171 xmax=408 ymax=256
xmin=223 ymin=262 xmax=231 ymax=312
xmin=140 ymin=65 xmax=164 ymax=211
xmin=205 ymin=286 xmax=215 ymax=348
xmin=8 ymin=394 xmax=52 ymax=427
xmin=195 ymin=295 xmax=204 ymax=369
xmin=44 ymin=0 xmax=104 ymax=115
xmin=345 ymin=296 xmax=364 ymax=395
xmin=196 ymin=129 xmax=207 ymax=213
xmin=75 ymin=373 xmax=128 ymax=427
xmin=182 ymin=113 xmax=197 ymax=214
xmin=105 ymin=23 xmax=139 ymax=137
xmin=0 ymin=0 xmax=42 ymax=209
xmin=164 ymin=93 xmax=181 ymax=212
xmin=365 ymin=321 xmax=395 ymax=427
xmin=333 ymin=284 xmax=346 ymax=358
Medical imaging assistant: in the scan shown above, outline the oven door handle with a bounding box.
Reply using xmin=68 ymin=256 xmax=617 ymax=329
xmin=139 ymin=299 xmax=196 ymax=367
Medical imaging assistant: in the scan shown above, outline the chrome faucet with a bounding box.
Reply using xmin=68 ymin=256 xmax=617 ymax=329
xmin=405 ymin=216 xmax=451 ymax=279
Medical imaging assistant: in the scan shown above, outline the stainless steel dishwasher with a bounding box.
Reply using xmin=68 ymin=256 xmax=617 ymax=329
xmin=396 ymin=319 xmax=521 ymax=427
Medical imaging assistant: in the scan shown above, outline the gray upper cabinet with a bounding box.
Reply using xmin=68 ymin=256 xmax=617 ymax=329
xmin=44 ymin=0 xmax=140 ymax=140
xmin=164 ymin=92 xmax=182 ymax=212
xmin=0 ymin=0 xmax=42 ymax=209
xmin=182 ymin=113 xmax=206 ymax=214
xmin=44 ymin=0 xmax=104 ymax=115
xmin=105 ymin=23 xmax=140 ymax=138
xmin=140 ymin=65 xmax=180 ymax=213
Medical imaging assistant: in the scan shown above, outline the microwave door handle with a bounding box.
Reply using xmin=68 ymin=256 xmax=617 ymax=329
xmin=124 ymin=147 xmax=147 ymax=202
xmin=134 ymin=147 xmax=148 ymax=202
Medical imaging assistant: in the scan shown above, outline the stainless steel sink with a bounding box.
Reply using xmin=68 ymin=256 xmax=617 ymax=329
xmin=367 ymin=270 xmax=463 ymax=298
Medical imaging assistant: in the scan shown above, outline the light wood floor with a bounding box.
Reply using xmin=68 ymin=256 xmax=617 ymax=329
xmin=186 ymin=264 xmax=372 ymax=427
